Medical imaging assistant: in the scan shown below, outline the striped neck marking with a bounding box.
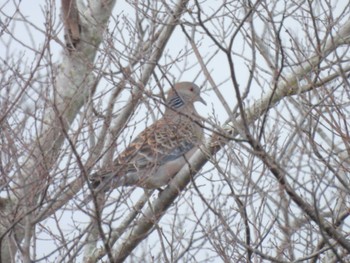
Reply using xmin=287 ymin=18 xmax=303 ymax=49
xmin=168 ymin=95 xmax=184 ymax=109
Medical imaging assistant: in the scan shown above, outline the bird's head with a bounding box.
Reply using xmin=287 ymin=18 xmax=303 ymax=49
xmin=166 ymin=82 xmax=206 ymax=110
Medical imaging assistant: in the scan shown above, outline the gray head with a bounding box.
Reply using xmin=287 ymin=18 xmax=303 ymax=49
xmin=166 ymin=82 xmax=206 ymax=110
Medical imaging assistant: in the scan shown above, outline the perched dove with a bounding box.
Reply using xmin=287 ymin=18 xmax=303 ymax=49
xmin=90 ymin=82 xmax=206 ymax=191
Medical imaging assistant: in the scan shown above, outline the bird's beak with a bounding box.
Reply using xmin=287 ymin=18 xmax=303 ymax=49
xmin=198 ymin=95 xmax=207 ymax=105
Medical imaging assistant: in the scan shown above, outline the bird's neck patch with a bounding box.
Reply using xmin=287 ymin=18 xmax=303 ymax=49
xmin=168 ymin=95 xmax=184 ymax=109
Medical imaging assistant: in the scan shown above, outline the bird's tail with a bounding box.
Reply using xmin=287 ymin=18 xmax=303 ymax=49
xmin=77 ymin=172 xmax=114 ymax=207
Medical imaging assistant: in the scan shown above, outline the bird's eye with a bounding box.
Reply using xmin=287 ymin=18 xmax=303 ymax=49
xmin=190 ymin=87 xmax=194 ymax=92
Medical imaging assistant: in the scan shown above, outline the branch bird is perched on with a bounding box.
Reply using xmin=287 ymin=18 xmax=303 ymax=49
xmin=90 ymin=82 xmax=206 ymax=192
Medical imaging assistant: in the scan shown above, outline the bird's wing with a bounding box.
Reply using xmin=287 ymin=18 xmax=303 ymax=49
xmin=90 ymin=117 xmax=201 ymax=189
xmin=116 ymin=119 xmax=196 ymax=171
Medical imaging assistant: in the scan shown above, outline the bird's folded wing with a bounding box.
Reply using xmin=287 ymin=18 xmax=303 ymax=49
xmin=89 ymin=118 xmax=198 ymax=189
xmin=117 ymin=119 xmax=196 ymax=170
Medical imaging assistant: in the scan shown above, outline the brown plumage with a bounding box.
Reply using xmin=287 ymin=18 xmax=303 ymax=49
xmin=90 ymin=82 xmax=206 ymax=190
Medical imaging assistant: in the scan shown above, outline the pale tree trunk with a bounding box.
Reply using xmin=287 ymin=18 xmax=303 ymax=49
xmin=0 ymin=0 xmax=117 ymax=261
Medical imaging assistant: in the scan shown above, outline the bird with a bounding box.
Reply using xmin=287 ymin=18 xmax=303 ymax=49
xmin=89 ymin=82 xmax=206 ymax=192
